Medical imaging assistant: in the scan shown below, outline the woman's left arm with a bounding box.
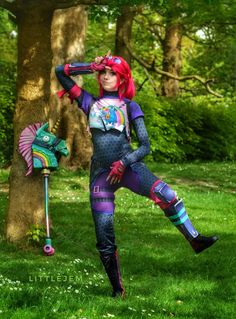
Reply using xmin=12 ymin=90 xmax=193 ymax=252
xmin=121 ymin=117 xmax=150 ymax=167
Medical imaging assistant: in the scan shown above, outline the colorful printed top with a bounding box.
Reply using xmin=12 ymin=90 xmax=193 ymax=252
xmin=89 ymin=98 xmax=128 ymax=135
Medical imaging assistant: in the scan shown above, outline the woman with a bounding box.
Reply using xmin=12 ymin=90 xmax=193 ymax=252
xmin=55 ymin=54 xmax=218 ymax=298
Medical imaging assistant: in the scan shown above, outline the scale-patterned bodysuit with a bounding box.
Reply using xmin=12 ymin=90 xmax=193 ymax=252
xmin=56 ymin=62 xmax=202 ymax=296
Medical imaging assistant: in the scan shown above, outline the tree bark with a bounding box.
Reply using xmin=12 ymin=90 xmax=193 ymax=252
xmin=2 ymin=0 xmax=104 ymax=244
xmin=161 ymin=22 xmax=182 ymax=97
xmin=115 ymin=6 xmax=137 ymax=65
xmin=6 ymin=4 xmax=54 ymax=242
xmin=50 ymin=5 xmax=92 ymax=169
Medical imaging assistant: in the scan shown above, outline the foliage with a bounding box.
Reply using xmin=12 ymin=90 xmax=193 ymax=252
xmin=131 ymin=1 xmax=236 ymax=96
xmin=0 ymin=8 xmax=17 ymax=63
xmin=94 ymin=0 xmax=236 ymax=98
xmin=86 ymin=8 xmax=116 ymax=59
xmin=84 ymin=7 xmax=236 ymax=163
xmin=135 ymin=92 xmax=236 ymax=162
xmin=0 ymin=61 xmax=16 ymax=167
xmin=1 ymin=4 xmax=236 ymax=165
xmin=88 ymin=0 xmax=164 ymax=21
xmin=26 ymin=224 xmax=46 ymax=247
xmin=81 ymin=69 xmax=236 ymax=163
xmin=0 ymin=163 xmax=235 ymax=318
xmin=0 ymin=8 xmax=17 ymax=167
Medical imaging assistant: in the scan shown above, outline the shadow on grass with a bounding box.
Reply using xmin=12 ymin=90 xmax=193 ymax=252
xmin=50 ymin=199 xmax=235 ymax=317
xmin=0 ymin=187 xmax=235 ymax=318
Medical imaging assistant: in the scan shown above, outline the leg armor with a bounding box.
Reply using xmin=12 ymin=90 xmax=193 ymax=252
xmin=150 ymin=180 xmax=199 ymax=240
xmin=150 ymin=180 xmax=177 ymax=209
xmin=124 ymin=164 xmax=217 ymax=252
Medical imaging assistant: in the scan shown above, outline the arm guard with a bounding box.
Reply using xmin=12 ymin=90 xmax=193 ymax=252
xmin=64 ymin=62 xmax=94 ymax=76
xmin=55 ymin=61 xmax=104 ymax=104
xmin=65 ymin=61 xmax=106 ymax=75
xmin=55 ymin=64 xmax=85 ymax=104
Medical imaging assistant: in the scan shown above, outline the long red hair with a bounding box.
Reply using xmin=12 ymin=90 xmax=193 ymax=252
xmin=98 ymin=56 xmax=135 ymax=100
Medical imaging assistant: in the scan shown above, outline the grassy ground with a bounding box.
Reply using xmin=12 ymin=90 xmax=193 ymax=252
xmin=0 ymin=162 xmax=235 ymax=319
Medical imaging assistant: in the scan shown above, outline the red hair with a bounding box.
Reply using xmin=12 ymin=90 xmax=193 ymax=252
xmin=98 ymin=56 xmax=135 ymax=100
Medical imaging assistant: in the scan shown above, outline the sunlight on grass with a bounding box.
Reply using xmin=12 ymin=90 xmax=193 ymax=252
xmin=0 ymin=162 xmax=235 ymax=319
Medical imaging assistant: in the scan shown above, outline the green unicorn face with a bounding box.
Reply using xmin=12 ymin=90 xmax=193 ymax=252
xmin=35 ymin=123 xmax=69 ymax=156
xmin=32 ymin=123 xmax=69 ymax=170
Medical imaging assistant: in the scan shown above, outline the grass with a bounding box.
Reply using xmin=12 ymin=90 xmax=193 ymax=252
xmin=0 ymin=162 xmax=235 ymax=319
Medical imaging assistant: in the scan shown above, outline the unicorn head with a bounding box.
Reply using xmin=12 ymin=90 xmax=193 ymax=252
xmin=19 ymin=122 xmax=69 ymax=176
xmin=34 ymin=123 xmax=68 ymax=156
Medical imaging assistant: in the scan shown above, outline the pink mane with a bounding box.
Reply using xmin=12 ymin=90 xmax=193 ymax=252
xmin=19 ymin=123 xmax=43 ymax=176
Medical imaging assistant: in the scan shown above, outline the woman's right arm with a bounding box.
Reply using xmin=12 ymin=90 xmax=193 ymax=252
xmin=55 ymin=63 xmax=94 ymax=105
xmin=55 ymin=60 xmax=106 ymax=113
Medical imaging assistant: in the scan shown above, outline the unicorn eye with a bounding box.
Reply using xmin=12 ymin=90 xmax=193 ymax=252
xmin=42 ymin=135 xmax=50 ymax=142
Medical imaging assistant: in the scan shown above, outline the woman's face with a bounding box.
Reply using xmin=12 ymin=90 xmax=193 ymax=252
xmin=99 ymin=68 xmax=118 ymax=92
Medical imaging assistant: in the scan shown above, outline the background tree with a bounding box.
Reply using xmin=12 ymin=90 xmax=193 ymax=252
xmin=126 ymin=0 xmax=236 ymax=97
xmin=3 ymin=1 xmax=55 ymax=242
xmin=0 ymin=0 xmax=106 ymax=243
xmin=50 ymin=6 xmax=92 ymax=169
xmin=114 ymin=5 xmax=138 ymax=65
xmin=161 ymin=20 xmax=182 ymax=97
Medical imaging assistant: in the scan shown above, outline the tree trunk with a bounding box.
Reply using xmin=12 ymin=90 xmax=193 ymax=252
xmin=50 ymin=5 xmax=92 ymax=169
xmin=161 ymin=22 xmax=182 ymax=97
xmin=6 ymin=5 xmax=54 ymax=242
xmin=115 ymin=6 xmax=137 ymax=65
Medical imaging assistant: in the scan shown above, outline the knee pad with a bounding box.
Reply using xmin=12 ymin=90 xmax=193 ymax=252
xmin=150 ymin=180 xmax=176 ymax=209
xmin=91 ymin=186 xmax=115 ymax=213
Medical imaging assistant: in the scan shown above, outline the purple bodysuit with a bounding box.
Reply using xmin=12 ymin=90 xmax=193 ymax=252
xmin=55 ymin=62 xmax=201 ymax=296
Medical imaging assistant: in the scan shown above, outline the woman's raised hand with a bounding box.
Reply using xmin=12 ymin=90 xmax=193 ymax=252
xmin=94 ymin=50 xmax=111 ymax=65
xmin=91 ymin=50 xmax=111 ymax=71
xmin=94 ymin=56 xmax=105 ymax=65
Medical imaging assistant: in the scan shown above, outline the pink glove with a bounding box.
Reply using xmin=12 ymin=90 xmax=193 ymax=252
xmin=90 ymin=54 xmax=110 ymax=71
xmin=57 ymin=84 xmax=81 ymax=104
xmin=106 ymin=160 xmax=126 ymax=184
xmin=90 ymin=60 xmax=107 ymax=71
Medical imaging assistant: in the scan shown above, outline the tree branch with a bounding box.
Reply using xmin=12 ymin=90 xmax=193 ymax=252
xmin=143 ymin=68 xmax=159 ymax=96
xmin=137 ymin=77 xmax=148 ymax=92
xmin=124 ymin=37 xmax=223 ymax=98
xmin=179 ymin=86 xmax=199 ymax=96
xmin=137 ymin=13 xmax=165 ymax=46
xmin=53 ymin=0 xmax=108 ymax=9
xmin=0 ymin=0 xmax=108 ymax=12
xmin=147 ymin=25 xmax=164 ymax=47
